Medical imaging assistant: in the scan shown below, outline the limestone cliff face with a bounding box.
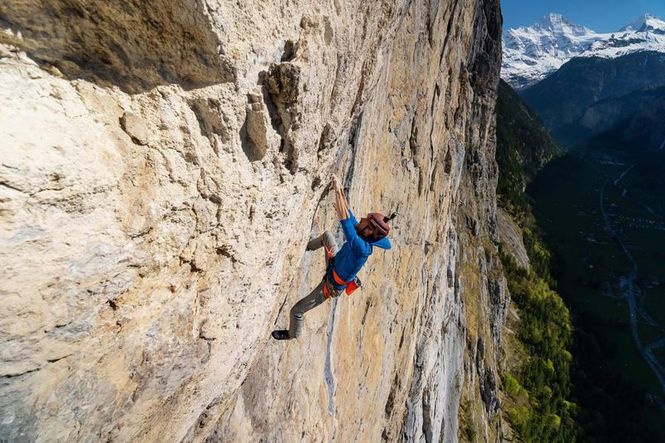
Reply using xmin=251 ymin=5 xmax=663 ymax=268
xmin=0 ymin=0 xmax=505 ymax=441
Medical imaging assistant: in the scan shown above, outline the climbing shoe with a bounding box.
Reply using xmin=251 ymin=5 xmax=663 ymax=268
xmin=271 ymin=330 xmax=291 ymax=340
xmin=305 ymin=237 xmax=320 ymax=251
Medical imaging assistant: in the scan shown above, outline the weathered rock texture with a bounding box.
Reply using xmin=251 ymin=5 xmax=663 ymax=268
xmin=0 ymin=0 xmax=506 ymax=441
xmin=496 ymin=208 xmax=529 ymax=270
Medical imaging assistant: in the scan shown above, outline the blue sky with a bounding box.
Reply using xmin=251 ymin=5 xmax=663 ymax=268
xmin=501 ymin=0 xmax=665 ymax=32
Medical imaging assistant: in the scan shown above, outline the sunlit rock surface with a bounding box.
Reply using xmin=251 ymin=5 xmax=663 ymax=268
xmin=0 ymin=0 xmax=507 ymax=441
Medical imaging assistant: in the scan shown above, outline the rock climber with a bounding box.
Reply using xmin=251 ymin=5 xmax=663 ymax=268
xmin=272 ymin=174 xmax=394 ymax=340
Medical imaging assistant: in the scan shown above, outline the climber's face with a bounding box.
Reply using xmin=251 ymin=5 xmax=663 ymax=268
xmin=356 ymin=218 xmax=375 ymax=239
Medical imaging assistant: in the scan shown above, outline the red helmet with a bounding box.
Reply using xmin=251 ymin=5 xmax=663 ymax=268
xmin=367 ymin=212 xmax=391 ymax=239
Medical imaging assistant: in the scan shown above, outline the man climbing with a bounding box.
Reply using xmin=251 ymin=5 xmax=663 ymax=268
xmin=272 ymin=174 xmax=394 ymax=340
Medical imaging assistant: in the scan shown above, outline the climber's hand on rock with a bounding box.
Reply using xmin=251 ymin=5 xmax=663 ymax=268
xmin=331 ymin=174 xmax=341 ymax=192
xmin=332 ymin=175 xmax=345 ymax=202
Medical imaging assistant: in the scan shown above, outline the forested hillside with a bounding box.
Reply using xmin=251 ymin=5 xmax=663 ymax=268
xmin=495 ymin=80 xmax=578 ymax=441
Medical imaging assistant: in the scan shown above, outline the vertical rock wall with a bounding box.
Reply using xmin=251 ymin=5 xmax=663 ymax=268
xmin=0 ymin=0 xmax=505 ymax=441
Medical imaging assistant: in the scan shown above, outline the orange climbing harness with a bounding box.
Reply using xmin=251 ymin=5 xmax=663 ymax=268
xmin=322 ymin=245 xmax=361 ymax=299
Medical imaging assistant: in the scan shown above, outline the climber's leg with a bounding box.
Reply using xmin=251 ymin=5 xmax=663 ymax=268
xmin=306 ymin=231 xmax=338 ymax=257
xmin=273 ymin=281 xmax=327 ymax=340
xmin=273 ymin=232 xmax=340 ymax=340
xmin=288 ymin=279 xmax=326 ymax=339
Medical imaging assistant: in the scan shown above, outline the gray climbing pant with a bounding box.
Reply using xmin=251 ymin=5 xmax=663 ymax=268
xmin=288 ymin=231 xmax=342 ymax=338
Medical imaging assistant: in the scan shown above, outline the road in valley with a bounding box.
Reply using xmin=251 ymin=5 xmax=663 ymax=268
xmin=599 ymin=164 xmax=665 ymax=395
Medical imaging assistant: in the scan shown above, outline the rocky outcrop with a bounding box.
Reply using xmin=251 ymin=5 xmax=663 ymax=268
xmin=0 ymin=0 xmax=234 ymax=92
xmin=0 ymin=0 xmax=506 ymax=441
xmin=496 ymin=209 xmax=529 ymax=270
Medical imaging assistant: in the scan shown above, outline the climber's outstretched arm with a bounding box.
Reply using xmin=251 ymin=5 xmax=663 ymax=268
xmin=331 ymin=175 xmax=370 ymax=255
xmin=332 ymin=174 xmax=349 ymax=220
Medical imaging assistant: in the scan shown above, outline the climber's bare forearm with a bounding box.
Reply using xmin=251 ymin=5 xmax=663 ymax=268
xmin=339 ymin=191 xmax=349 ymax=219
xmin=335 ymin=189 xmax=347 ymax=219
xmin=332 ymin=175 xmax=349 ymax=220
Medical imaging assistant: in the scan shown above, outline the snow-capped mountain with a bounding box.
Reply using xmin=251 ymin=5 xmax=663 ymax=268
xmin=502 ymin=13 xmax=665 ymax=89
xmin=580 ymin=14 xmax=665 ymax=59
xmin=620 ymin=14 xmax=665 ymax=33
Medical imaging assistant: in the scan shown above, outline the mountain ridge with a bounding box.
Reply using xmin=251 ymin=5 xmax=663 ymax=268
xmin=520 ymin=51 xmax=665 ymax=147
xmin=503 ymin=13 xmax=665 ymax=89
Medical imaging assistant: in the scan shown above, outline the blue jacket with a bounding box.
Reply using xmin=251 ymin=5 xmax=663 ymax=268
xmin=327 ymin=210 xmax=391 ymax=289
